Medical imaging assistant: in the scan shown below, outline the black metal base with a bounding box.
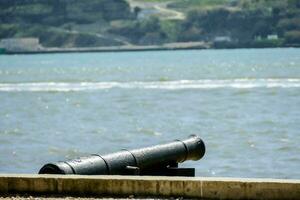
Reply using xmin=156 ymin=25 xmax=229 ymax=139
xmin=125 ymin=165 xmax=195 ymax=177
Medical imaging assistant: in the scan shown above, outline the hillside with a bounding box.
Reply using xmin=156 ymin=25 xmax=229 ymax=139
xmin=0 ymin=0 xmax=135 ymax=47
xmin=1 ymin=0 xmax=300 ymax=48
xmin=116 ymin=0 xmax=300 ymax=47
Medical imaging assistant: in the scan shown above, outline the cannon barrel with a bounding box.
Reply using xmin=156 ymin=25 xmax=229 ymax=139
xmin=39 ymin=135 xmax=205 ymax=176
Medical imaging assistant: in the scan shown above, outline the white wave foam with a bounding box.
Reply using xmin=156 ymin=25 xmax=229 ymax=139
xmin=0 ymin=79 xmax=300 ymax=92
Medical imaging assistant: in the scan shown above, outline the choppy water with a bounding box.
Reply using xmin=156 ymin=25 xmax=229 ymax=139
xmin=0 ymin=48 xmax=299 ymax=178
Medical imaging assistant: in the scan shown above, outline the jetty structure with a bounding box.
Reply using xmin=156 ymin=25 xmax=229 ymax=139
xmin=0 ymin=37 xmax=209 ymax=54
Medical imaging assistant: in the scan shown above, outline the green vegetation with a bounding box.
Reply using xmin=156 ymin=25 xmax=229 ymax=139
xmin=169 ymin=0 xmax=231 ymax=11
xmin=109 ymin=16 xmax=168 ymax=45
xmin=107 ymin=0 xmax=300 ymax=47
xmin=1 ymin=0 xmax=300 ymax=48
xmin=0 ymin=0 xmax=133 ymax=47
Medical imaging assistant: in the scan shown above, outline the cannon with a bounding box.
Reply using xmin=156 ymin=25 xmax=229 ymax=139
xmin=39 ymin=135 xmax=205 ymax=177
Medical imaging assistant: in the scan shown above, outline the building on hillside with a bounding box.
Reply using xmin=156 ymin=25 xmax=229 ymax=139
xmin=214 ymin=36 xmax=232 ymax=43
xmin=267 ymin=34 xmax=278 ymax=40
xmin=0 ymin=38 xmax=43 ymax=52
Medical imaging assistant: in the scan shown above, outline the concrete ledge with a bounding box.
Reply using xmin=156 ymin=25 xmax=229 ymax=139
xmin=0 ymin=174 xmax=300 ymax=199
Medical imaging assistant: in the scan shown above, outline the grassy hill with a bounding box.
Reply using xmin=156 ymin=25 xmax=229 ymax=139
xmin=0 ymin=0 xmax=134 ymax=47
xmin=1 ymin=0 xmax=300 ymax=48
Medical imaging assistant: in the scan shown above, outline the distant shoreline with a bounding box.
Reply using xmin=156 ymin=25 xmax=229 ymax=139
xmin=2 ymin=42 xmax=208 ymax=55
xmin=2 ymin=42 xmax=299 ymax=55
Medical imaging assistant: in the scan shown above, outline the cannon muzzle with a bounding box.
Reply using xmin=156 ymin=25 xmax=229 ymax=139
xmin=39 ymin=135 xmax=205 ymax=176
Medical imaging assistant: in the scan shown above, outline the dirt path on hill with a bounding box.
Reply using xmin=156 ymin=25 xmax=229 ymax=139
xmin=153 ymin=3 xmax=185 ymax=20
xmin=51 ymin=27 xmax=132 ymax=46
xmin=126 ymin=0 xmax=185 ymax=20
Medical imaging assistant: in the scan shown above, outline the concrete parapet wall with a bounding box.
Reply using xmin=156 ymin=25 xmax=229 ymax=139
xmin=0 ymin=174 xmax=299 ymax=199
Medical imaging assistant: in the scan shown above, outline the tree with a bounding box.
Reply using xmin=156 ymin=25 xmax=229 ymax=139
xmin=253 ymin=20 xmax=272 ymax=38
xmin=51 ymin=0 xmax=67 ymax=20
xmin=134 ymin=6 xmax=142 ymax=18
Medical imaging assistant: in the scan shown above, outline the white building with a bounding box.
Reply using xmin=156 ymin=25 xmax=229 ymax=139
xmin=0 ymin=38 xmax=42 ymax=52
xmin=214 ymin=36 xmax=232 ymax=43
xmin=267 ymin=34 xmax=278 ymax=40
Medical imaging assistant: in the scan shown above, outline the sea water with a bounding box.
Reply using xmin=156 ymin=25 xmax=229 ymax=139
xmin=0 ymin=48 xmax=299 ymax=178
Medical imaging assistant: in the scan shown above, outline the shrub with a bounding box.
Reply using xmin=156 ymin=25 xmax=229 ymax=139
xmin=284 ymin=30 xmax=300 ymax=44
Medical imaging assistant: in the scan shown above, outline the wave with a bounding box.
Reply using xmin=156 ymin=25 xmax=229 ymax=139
xmin=0 ymin=79 xmax=300 ymax=92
